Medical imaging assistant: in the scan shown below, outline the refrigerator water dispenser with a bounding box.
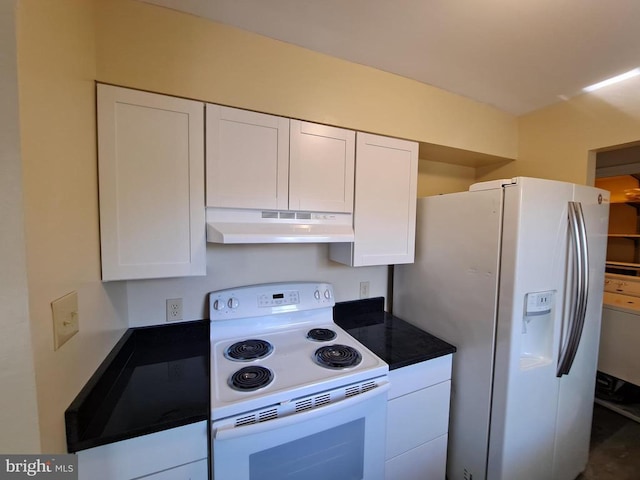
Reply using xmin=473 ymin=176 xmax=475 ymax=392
xmin=520 ymin=291 xmax=555 ymax=369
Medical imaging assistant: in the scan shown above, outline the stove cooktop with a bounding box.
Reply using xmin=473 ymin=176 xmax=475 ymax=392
xmin=211 ymin=322 xmax=386 ymax=420
xmin=208 ymin=283 xmax=388 ymax=421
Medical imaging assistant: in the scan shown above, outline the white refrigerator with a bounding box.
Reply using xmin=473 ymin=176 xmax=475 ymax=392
xmin=393 ymin=177 xmax=610 ymax=480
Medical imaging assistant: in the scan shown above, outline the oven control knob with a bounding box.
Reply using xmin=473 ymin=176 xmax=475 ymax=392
xmin=227 ymin=297 xmax=239 ymax=309
xmin=314 ymin=290 xmax=321 ymax=300
xmin=213 ymin=299 xmax=225 ymax=311
xmin=324 ymin=289 xmax=331 ymax=299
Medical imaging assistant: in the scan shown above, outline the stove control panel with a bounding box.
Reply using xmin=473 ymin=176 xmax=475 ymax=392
xmin=258 ymin=290 xmax=300 ymax=307
xmin=209 ymin=282 xmax=335 ymax=320
xmin=212 ymin=297 xmax=240 ymax=311
xmin=314 ymin=288 xmax=332 ymax=300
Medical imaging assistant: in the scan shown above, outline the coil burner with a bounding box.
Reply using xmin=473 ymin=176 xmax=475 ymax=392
xmin=229 ymin=366 xmax=274 ymax=391
xmin=225 ymin=339 xmax=273 ymax=361
xmin=314 ymin=344 xmax=362 ymax=369
xmin=307 ymin=328 xmax=338 ymax=342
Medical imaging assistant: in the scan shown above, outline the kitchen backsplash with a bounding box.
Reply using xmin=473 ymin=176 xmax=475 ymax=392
xmin=125 ymin=243 xmax=389 ymax=327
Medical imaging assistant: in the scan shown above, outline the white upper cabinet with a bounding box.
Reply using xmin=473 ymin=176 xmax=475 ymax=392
xmin=206 ymin=105 xmax=289 ymax=210
xmin=206 ymin=105 xmax=355 ymax=213
xmin=97 ymin=85 xmax=206 ymax=281
xmin=289 ymin=120 xmax=355 ymax=213
xmin=330 ymin=133 xmax=418 ymax=266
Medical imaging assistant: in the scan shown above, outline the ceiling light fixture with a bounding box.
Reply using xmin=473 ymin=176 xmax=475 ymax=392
xmin=583 ymin=68 xmax=640 ymax=92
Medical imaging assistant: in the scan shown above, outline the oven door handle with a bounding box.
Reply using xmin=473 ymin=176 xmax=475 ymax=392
xmin=213 ymin=381 xmax=390 ymax=441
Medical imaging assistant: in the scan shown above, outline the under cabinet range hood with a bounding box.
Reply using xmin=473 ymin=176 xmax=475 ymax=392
xmin=206 ymin=208 xmax=355 ymax=244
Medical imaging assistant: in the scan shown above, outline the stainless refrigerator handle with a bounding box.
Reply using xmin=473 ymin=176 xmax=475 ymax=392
xmin=568 ymin=202 xmax=590 ymax=371
xmin=557 ymin=202 xmax=579 ymax=376
xmin=557 ymin=202 xmax=589 ymax=377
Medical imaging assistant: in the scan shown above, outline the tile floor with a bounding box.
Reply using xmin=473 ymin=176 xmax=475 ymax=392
xmin=577 ymin=403 xmax=640 ymax=479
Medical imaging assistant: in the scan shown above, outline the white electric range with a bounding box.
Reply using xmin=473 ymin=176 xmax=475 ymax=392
xmin=208 ymin=281 xmax=389 ymax=480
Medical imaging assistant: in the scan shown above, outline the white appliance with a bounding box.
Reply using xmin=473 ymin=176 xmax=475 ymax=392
xmin=599 ymin=273 xmax=640 ymax=388
xmin=393 ymin=177 xmax=610 ymax=480
xmin=206 ymin=207 xmax=355 ymax=244
xmin=209 ymin=282 xmax=389 ymax=480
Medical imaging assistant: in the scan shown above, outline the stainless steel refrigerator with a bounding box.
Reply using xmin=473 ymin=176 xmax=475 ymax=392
xmin=393 ymin=177 xmax=610 ymax=480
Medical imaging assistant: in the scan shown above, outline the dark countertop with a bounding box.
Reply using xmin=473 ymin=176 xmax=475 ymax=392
xmin=334 ymin=297 xmax=456 ymax=370
xmin=65 ymin=320 xmax=209 ymax=453
xmin=65 ymin=298 xmax=453 ymax=452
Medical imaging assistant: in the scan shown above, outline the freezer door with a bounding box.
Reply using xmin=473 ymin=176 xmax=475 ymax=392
xmin=393 ymin=188 xmax=503 ymax=480
xmin=552 ymin=184 xmax=609 ymax=480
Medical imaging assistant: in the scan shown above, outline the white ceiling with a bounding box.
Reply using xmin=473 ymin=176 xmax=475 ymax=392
xmin=141 ymin=0 xmax=640 ymax=116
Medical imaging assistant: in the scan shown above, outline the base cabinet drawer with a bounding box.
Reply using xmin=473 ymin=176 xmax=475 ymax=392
xmin=76 ymin=421 xmax=207 ymax=480
xmin=144 ymin=459 xmax=208 ymax=480
xmin=386 ymin=380 xmax=451 ymax=459
xmin=385 ymin=434 xmax=448 ymax=480
xmin=385 ymin=356 xmax=452 ymax=480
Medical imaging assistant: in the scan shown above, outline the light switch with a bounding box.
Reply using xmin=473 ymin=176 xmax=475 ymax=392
xmin=52 ymin=291 xmax=79 ymax=350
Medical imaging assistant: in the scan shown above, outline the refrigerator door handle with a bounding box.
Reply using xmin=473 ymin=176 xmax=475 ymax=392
xmin=558 ymin=202 xmax=579 ymax=372
xmin=557 ymin=201 xmax=589 ymax=377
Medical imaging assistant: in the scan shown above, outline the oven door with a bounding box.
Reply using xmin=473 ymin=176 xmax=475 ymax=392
xmin=212 ymin=381 xmax=389 ymax=480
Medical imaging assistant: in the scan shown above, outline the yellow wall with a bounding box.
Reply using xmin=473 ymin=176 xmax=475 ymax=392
xmin=478 ymin=77 xmax=640 ymax=184
xmin=94 ymin=0 xmax=518 ymax=160
xmin=1 ymin=0 xmax=41 ymax=453
xmin=17 ymin=0 xmax=128 ymax=453
xmin=417 ymin=160 xmax=476 ymax=196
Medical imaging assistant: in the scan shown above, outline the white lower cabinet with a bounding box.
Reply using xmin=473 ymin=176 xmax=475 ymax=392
xmin=385 ymin=355 xmax=452 ymax=480
xmin=143 ymin=459 xmax=208 ymax=479
xmin=76 ymin=421 xmax=208 ymax=480
xmin=385 ymin=435 xmax=448 ymax=480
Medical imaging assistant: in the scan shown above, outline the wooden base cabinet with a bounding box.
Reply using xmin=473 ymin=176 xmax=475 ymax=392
xmin=385 ymin=355 xmax=452 ymax=480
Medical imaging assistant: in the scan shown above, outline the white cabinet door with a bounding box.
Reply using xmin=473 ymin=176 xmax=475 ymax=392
xmin=144 ymin=459 xmax=208 ymax=480
xmin=289 ymin=120 xmax=355 ymax=213
xmin=385 ymin=357 xmax=452 ymax=480
xmin=97 ymin=85 xmax=205 ymax=281
xmin=206 ymin=105 xmax=289 ymax=210
xmin=206 ymin=107 xmax=355 ymax=213
xmin=77 ymin=421 xmax=208 ymax=480
xmin=386 ymin=381 xmax=451 ymax=459
xmin=330 ymin=133 xmax=418 ymax=266
xmin=385 ymin=434 xmax=448 ymax=480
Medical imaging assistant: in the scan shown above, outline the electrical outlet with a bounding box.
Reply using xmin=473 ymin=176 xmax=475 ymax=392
xmin=52 ymin=291 xmax=79 ymax=350
xmin=359 ymin=281 xmax=370 ymax=299
xmin=166 ymin=298 xmax=183 ymax=322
